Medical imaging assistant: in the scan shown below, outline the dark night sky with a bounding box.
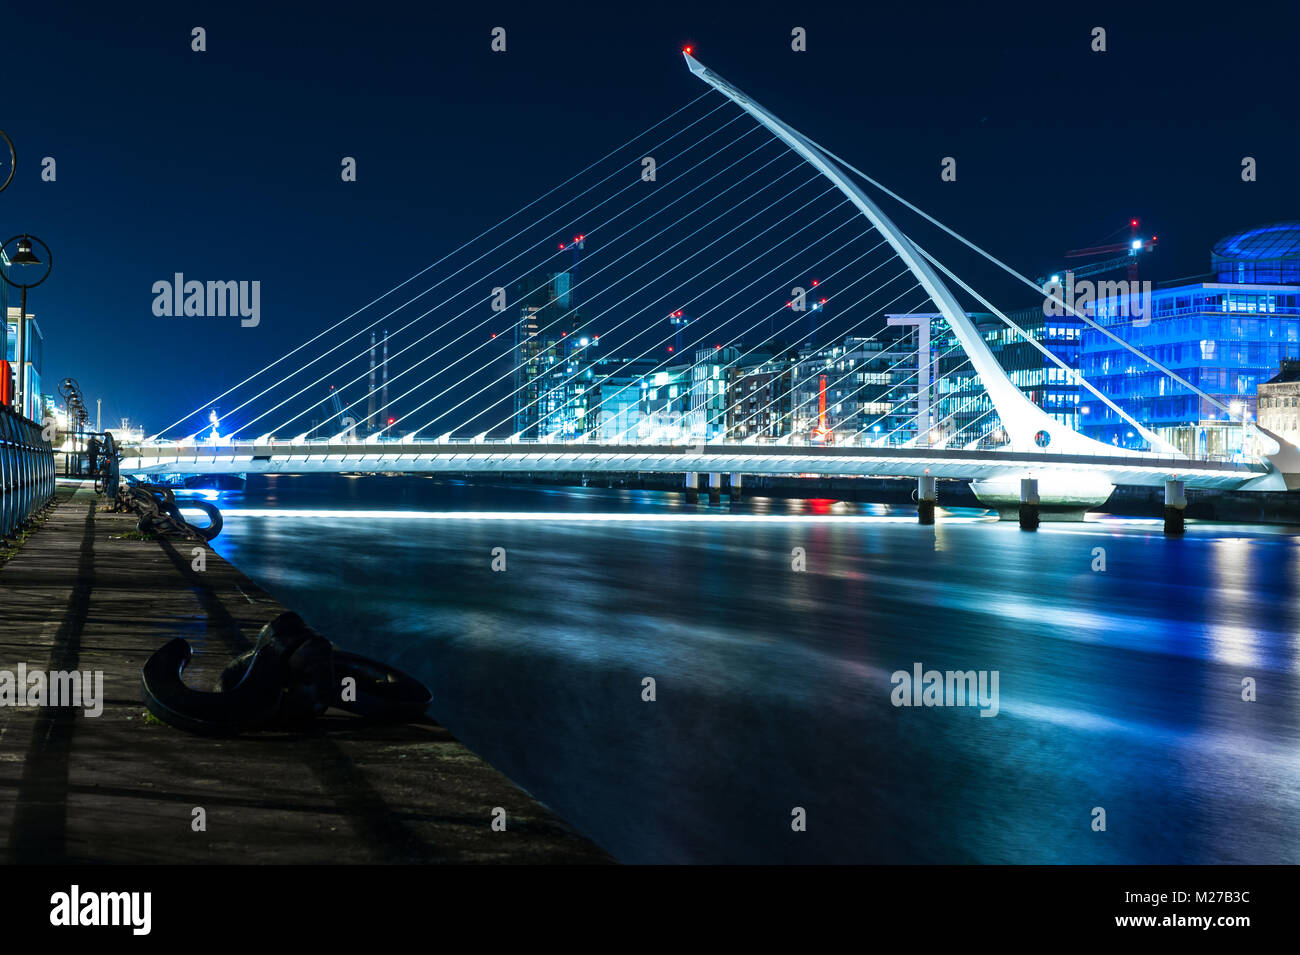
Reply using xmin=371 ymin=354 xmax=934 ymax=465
xmin=3 ymin=1 xmax=1297 ymax=434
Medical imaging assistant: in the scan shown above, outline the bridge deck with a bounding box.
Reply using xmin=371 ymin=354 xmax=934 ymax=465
xmin=121 ymin=441 xmax=1272 ymax=490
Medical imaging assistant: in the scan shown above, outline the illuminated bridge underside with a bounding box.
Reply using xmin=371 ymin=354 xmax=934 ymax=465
xmin=121 ymin=444 xmax=1269 ymax=491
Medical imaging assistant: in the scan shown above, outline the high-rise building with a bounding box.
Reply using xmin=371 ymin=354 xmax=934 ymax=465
xmin=931 ymin=307 xmax=1083 ymax=449
xmin=511 ymin=270 xmax=598 ymax=440
xmin=791 ymin=330 xmax=919 ymax=444
xmin=688 ymin=345 xmax=737 ymax=441
xmin=725 ymin=345 xmax=797 ymax=441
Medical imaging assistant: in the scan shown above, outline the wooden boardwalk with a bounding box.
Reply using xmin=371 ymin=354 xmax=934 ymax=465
xmin=0 ymin=482 xmax=609 ymax=864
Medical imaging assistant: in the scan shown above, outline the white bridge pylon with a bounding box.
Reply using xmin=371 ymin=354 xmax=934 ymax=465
xmin=683 ymin=52 xmax=1164 ymax=458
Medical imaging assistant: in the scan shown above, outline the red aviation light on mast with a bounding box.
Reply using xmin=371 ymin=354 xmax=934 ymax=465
xmin=683 ymin=46 xmax=693 ymax=55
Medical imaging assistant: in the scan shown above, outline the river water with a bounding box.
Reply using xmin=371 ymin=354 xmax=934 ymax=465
xmin=199 ymin=475 xmax=1300 ymax=864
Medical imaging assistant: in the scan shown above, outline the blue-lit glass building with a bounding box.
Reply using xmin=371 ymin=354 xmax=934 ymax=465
xmin=929 ymin=308 xmax=1082 ymax=449
xmin=1078 ymin=221 xmax=1300 ymax=458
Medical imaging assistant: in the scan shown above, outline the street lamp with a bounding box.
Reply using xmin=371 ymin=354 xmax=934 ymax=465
xmin=1 ymin=232 xmax=53 ymax=418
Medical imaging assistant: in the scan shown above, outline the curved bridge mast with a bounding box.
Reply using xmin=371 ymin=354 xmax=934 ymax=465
xmin=683 ymin=52 xmax=1144 ymax=457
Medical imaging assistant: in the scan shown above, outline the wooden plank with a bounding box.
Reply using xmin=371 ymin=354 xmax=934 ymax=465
xmin=0 ymin=482 xmax=609 ymax=864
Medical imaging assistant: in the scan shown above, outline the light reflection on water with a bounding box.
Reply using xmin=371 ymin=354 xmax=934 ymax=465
xmin=196 ymin=476 xmax=1300 ymax=863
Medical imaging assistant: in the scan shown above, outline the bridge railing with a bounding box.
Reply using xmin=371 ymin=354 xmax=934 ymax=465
xmin=1 ymin=404 xmax=56 ymax=542
xmin=131 ymin=433 xmax=1267 ymax=473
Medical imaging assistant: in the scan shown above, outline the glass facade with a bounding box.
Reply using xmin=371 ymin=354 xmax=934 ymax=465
xmin=1211 ymin=220 xmax=1300 ymax=285
xmin=1077 ymin=284 xmax=1300 ymax=457
xmin=930 ymin=309 xmax=1081 ymax=449
xmin=790 ymin=329 xmax=919 ymax=445
xmin=511 ymin=271 xmax=599 ymax=440
xmin=505 ymin=223 xmax=1300 ymax=454
xmin=4 ymin=306 xmax=44 ymax=423
xmin=725 ymin=346 xmax=797 ymax=441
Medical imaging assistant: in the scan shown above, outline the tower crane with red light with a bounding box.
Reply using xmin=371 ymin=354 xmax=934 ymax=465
xmin=1037 ymin=218 xmax=1158 ymax=288
xmin=667 ymin=309 xmax=691 ymax=355
xmin=782 ymin=277 xmax=828 ymax=345
xmin=557 ymin=233 xmax=586 ymax=282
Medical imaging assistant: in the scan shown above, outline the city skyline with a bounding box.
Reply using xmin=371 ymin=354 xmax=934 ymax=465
xmin=2 ymin=2 xmax=1299 ymax=915
xmin=2 ymin=3 xmax=1296 ymax=432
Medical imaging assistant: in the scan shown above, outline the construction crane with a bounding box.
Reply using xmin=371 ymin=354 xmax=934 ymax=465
xmin=327 ymin=384 xmax=345 ymax=426
xmin=1037 ymin=218 xmax=1157 ymax=286
xmin=782 ymin=277 xmax=829 ymax=345
xmin=668 ymin=309 xmax=691 ymax=354
xmin=558 ymin=233 xmax=586 ymax=294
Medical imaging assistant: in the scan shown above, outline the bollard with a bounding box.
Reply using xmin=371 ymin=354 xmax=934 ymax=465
xmin=1164 ymin=479 xmax=1186 ymax=535
xmin=917 ymin=475 xmax=937 ymax=525
xmin=729 ymin=472 xmax=743 ymax=502
xmin=684 ymin=471 xmax=699 ymax=504
xmin=708 ymin=472 xmax=722 ymax=505
xmin=1019 ymin=478 xmax=1040 ymax=531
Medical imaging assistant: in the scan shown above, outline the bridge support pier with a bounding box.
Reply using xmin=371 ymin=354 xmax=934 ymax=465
xmin=1164 ymin=480 xmax=1186 ymax=535
xmin=1019 ymin=478 xmax=1040 ymax=531
xmin=728 ymin=472 xmax=743 ymax=501
xmin=684 ymin=471 xmax=699 ymax=503
xmin=917 ymin=476 xmax=936 ymax=525
xmin=708 ymin=472 xmax=722 ymax=505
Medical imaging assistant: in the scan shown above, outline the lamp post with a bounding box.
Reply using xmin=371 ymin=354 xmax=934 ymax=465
xmin=1 ymin=233 xmax=53 ymax=418
xmin=58 ymin=377 xmax=87 ymax=474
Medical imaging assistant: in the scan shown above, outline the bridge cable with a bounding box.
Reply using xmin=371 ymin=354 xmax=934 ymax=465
xmin=217 ymin=104 xmax=753 ymax=439
xmin=533 ymin=231 xmax=909 ymax=444
xmin=807 ymin=136 xmax=1234 ymax=418
xmin=315 ymin=145 xmax=809 ymax=441
xmin=846 ymin=337 xmax=972 ymax=444
xmin=154 ymin=90 xmax=725 ymax=439
xmin=480 ymin=212 xmax=876 ymax=441
xmin=720 ymin=287 xmax=932 ymax=444
xmin=722 ymin=300 xmax=941 ymax=447
xmin=910 ymin=240 xmax=1177 ymax=452
xmin=660 ymin=272 xmax=921 ymax=443
xmin=418 ymin=189 xmax=855 ymax=439
xmin=226 ymin=110 xmax=767 ymax=439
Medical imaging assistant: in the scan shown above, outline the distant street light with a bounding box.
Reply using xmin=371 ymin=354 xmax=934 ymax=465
xmin=1 ymin=232 xmax=53 ymax=417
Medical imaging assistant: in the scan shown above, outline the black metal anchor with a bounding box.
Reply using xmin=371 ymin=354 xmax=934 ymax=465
xmin=141 ymin=612 xmax=432 ymax=735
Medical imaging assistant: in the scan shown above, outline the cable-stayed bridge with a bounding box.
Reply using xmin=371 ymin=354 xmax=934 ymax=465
xmin=125 ymin=53 xmax=1299 ymax=506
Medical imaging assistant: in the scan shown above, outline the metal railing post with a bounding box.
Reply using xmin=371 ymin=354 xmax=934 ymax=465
xmin=0 ymin=404 xmax=54 ymax=541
